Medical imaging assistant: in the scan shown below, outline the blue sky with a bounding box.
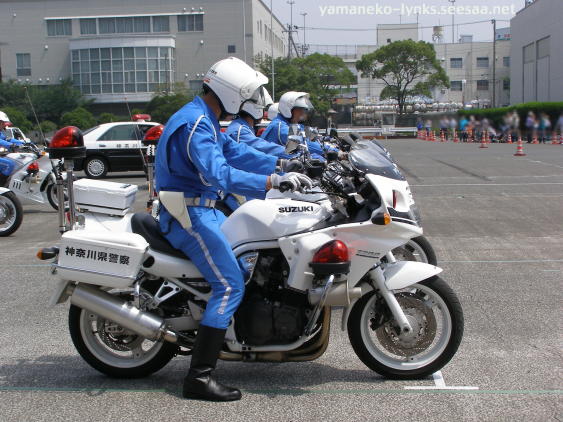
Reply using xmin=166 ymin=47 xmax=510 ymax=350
xmin=268 ymin=0 xmax=523 ymax=45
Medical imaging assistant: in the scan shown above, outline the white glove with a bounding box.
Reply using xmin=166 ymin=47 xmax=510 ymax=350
xmin=270 ymin=172 xmax=313 ymax=192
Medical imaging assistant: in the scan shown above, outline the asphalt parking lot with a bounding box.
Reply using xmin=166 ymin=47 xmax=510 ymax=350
xmin=0 ymin=139 xmax=561 ymax=421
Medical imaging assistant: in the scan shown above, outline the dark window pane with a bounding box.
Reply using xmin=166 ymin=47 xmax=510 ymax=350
xmin=99 ymin=18 xmax=116 ymax=34
xmin=116 ymin=17 xmax=134 ymax=33
xmin=80 ymin=19 xmax=97 ymax=35
xmin=100 ymin=48 xmax=111 ymax=59
xmin=153 ymin=16 xmax=169 ymax=32
xmin=194 ymin=14 xmax=203 ymax=31
xmin=134 ymin=16 xmax=150 ymax=32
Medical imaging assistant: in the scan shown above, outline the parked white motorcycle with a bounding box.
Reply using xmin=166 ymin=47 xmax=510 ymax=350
xmin=4 ymin=142 xmax=65 ymax=210
xmin=0 ymin=187 xmax=23 ymax=236
xmin=38 ymin=126 xmax=463 ymax=380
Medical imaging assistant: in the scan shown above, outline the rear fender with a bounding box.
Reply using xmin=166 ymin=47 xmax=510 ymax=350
xmin=0 ymin=187 xmax=10 ymax=195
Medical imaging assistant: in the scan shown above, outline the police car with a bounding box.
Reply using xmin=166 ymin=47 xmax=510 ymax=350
xmin=77 ymin=115 xmax=160 ymax=178
xmin=3 ymin=123 xmax=31 ymax=143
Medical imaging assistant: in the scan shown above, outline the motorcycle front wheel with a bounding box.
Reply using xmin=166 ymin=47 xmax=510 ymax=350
xmin=0 ymin=191 xmax=23 ymax=237
xmin=390 ymin=236 xmax=437 ymax=266
xmin=68 ymin=304 xmax=177 ymax=378
xmin=347 ymin=276 xmax=463 ymax=379
xmin=46 ymin=183 xmax=68 ymax=211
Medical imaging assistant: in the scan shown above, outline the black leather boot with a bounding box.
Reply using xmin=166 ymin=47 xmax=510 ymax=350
xmin=182 ymin=324 xmax=241 ymax=401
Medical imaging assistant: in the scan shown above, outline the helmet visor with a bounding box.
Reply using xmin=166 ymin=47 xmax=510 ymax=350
xmin=294 ymin=96 xmax=314 ymax=111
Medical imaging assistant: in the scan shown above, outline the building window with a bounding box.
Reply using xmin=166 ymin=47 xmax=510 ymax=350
xmin=177 ymin=14 xmax=203 ymax=32
xmin=450 ymin=81 xmax=462 ymax=91
xmin=537 ymin=36 xmax=550 ymax=59
xmin=476 ymin=57 xmax=489 ymax=68
xmin=71 ymin=46 xmax=175 ymax=95
xmin=503 ymin=79 xmax=510 ymax=90
xmin=476 ymin=80 xmax=489 ymax=91
xmin=227 ymin=45 xmax=236 ymax=53
xmin=99 ymin=18 xmax=116 ymax=34
xmin=16 ymin=53 xmax=31 ymax=76
xmin=47 ymin=19 xmax=72 ymax=36
xmin=450 ymin=58 xmax=463 ymax=69
xmin=152 ymin=16 xmax=169 ymax=32
xmin=503 ymin=56 xmax=510 ymax=67
xmin=80 ymin=18 xmax=97 ymax=35
xmin=134 ymin=16 xmax=151 ymax=33
xmin=523 ymin=43 xmax=535 ymax=63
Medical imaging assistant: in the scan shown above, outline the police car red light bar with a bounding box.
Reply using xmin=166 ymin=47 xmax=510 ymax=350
xmin=132 ymin=114 xmax=151 ymax=122
xmin=50 ymin=126 xmax=84 ymax=148
xmin=312 ymin=240 xmax=349 ymax=264
xmin=143 ymin=124 xmax=164 ymax=142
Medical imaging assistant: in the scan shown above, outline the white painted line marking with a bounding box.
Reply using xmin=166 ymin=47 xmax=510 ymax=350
xmin=432 ymin=371 xmax=446 ymax=388
xmin=404 ymin=386 xmax=480 ymax=390
xmin=404 ymin=371 xmax=479 ymax=391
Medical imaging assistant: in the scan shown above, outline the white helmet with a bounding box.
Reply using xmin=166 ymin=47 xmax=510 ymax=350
xmin=0 ymin=111 xmax=10 ymax=123
xmin=240 ymin=88 xmax=273 ymax=120
xmin=266 ymin=103 xmax=279 ymax=120
xmin=203 ymin=57 xmax=269 ymax=115
xmin=278 ymin=92 xmax=313 ymax=119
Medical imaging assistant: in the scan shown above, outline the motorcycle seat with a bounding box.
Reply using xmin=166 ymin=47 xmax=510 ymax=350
xmin=130 ymin=213 xmax=186 ymax=260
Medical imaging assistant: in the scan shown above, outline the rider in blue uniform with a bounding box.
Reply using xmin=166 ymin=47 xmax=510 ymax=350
xmin=0 ymin=112 xmax=24 ymax=150
xmin=261 ymin=91 xmax=335 ymax=158
xmin=154 ymin=57 xmax=312 ymax=402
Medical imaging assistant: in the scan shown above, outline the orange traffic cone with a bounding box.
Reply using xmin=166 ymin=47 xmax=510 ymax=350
xmin=453 ymin=130 xmax=459 ymax=143
xmin=479 ymin=133 xmax=488 ymax=149
xmin=440 ymin=131 xmax=445 ymax=142
xmin=552 ymin=132 xmax=558 ymax=145
xmin=431 ymin=131 xmax=436 ymax=142
xmin=469 ymin=129 xmax=474 ymax=143
xmin=507 ymin=133 xmax=513 ymax=144
xmin=514 ymin=137 xmax=526 ymax=156
xmin=532 ymin=133 xmax=539 ymax=144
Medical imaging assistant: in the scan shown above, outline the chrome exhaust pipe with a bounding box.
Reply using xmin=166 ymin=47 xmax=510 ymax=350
xmin=69 ymin=283 xmax=178 ymax=343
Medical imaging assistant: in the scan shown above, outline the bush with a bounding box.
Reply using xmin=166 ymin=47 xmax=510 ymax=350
xmin=1 ymin=106 xmax=33 ymax=133
xmin=60 ymin=107 xmax=97 ymax=130
xmin=458 ymin=101 xmax=563 ymax=128
xmin=36 ymin=120 xmax=57 ymax=134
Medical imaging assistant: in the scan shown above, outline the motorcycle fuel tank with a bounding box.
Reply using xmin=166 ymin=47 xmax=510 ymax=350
xmin=222 ymin=198 xmax=330 ymax=247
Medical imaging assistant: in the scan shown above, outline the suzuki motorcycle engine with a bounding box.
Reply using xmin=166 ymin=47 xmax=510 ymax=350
xmin=235 ymin=249 xmax=310 ymax=346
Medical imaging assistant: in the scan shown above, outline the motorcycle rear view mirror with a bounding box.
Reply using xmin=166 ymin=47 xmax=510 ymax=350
xmin=285 ymin=135 xmax=301 ymax=154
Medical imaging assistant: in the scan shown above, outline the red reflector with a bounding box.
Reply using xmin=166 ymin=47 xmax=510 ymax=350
xmin=132 ymin=114 xmax=151 ymax=122
xmin=392 ymin=190 xmax=398 ymax=209
xmin=50 ymin=126 xmax=84 ymax=148
xmin=143 ymin=124 xmax=164 ymax=142
xmin=27 ymin=161 xmax=39 ymax=173
xmin=312 ymin=240 xmax=349 ymax=264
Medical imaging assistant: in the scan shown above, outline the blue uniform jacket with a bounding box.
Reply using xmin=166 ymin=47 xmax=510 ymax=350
xmin=226 ymin=117 xmax=293 ymax=159
xmin=261 ymin=115 xmax=336 ymax=158
xmin=155 ymin=96 xmax=277 ymax=200
xmin=0 ymin=132 xmax=23 ymax=149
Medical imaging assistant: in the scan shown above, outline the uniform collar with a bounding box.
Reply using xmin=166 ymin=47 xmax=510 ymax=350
xmin=234 ymin=117 xmax=255 ymax=134
xmin=194 ymin=96 xmax=221 ymax=134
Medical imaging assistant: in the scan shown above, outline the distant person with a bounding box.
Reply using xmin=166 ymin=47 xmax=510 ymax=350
xmin=424 ymin=119 xmax=432 ymax=136
xmin=525 ymin=111 xmax=536 ymax=143
xmin=539 ymin=113 xmax=551 ymax=143
xmin=459 ymin=116 xmax=469 ymax=142
xmin=439 ymin=116 xmax=449 ymax=138
xmin=449 ymin=116 xmax=457 ymax=139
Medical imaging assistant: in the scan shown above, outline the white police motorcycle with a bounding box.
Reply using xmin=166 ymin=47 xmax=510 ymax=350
xmin=38 ymin=126 xmax=463 ymax=380
xmin=4 ymin=142 xmax=66 ymax=210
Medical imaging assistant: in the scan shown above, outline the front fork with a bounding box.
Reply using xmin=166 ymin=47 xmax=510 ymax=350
xmin=369 ymin=252 xmax=413 ymax=334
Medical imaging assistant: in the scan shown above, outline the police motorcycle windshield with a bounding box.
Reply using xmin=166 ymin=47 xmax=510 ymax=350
xmin=348 ymin=143 xmax=405 ymax=181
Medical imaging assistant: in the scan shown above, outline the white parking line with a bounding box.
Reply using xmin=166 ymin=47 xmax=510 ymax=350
xmin=404 ymin=371 xmax=479 ymax=391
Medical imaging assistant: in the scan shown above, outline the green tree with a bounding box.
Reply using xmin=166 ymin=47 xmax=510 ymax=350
xmin=146 ymin=90 xmax=195 ymax=124
xmin=1 ymin=106 xmax=33 ymax=133
xmin=98 ymin=112 xmax=120 ymax=124
xmin=257 ymin=53 xmax=355 ymax=116
xmin=356 ymin=40 xmax=449 ymax=114
xmin=36 ymin=120 xmax=57 ymax=134
xmin=60 ymin=107 xmax=97 ymax=130
xmin=0 ymin=80 xmax=89 ymax=125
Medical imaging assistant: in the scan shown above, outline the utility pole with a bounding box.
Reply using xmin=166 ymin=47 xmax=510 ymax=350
xmin=301 ymin=12 xmax=307 ymax=56
xmin=242 ymin=0 xmax=247 ymax=63
xmin=270 ymin=0 xmax=275 ymax=100
xmin=448 ymin=0 xmax=455 ymax=43
xmin=286 ymin=0 xmax=297 ymax=58
xmin=492 ymin=18 xmax=497 ymax=107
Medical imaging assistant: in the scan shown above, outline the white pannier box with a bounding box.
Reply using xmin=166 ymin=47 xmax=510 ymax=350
xmin=56 ymin=230 xmax=149 ymax=288
xmin=73 ymin=179 xmax=138 ymax=216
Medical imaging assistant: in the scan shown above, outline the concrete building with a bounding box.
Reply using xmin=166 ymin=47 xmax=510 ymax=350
xmin=309 ymin=24 xmax=511 ymax=107
xmin=0 ymin=0 xmax=286 ymax=106
xmin=510 ymin=0 xmax=563 ymax=104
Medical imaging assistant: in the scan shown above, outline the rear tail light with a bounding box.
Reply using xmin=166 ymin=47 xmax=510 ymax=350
xmin=312 ymin=240 xmax=349 ymax=264
xmin=27 ymin=161 xmax=39 ymax=173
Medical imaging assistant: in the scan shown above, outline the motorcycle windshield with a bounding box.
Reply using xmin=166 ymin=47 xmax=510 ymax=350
xmin=349 ymin=143 xmax=405 ymax=181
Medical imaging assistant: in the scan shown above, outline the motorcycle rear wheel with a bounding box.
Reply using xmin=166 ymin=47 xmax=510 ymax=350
xmin=347 ymin=276 xmax=463 ymax=379
xmin=68 ymin=304 xmax=178 ymax=378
